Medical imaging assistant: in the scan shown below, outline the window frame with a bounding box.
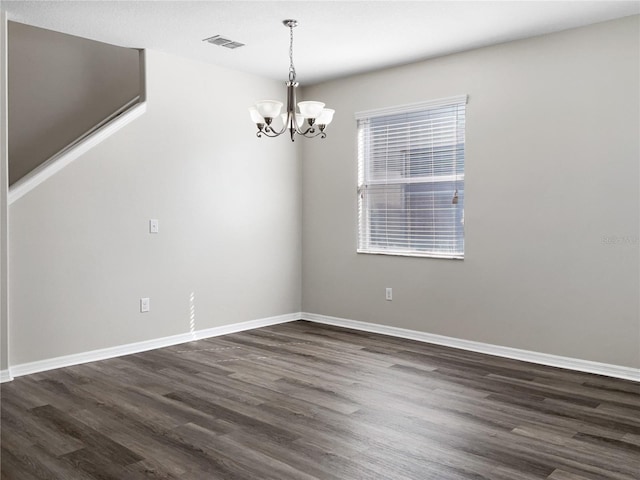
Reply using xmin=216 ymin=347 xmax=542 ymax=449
xmin=356 ymin=95 xmax=467 ymax=260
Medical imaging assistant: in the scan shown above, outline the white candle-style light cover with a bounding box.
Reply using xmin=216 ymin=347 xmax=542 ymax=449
xmin=249 ymin=20 xmax=334 ymax=141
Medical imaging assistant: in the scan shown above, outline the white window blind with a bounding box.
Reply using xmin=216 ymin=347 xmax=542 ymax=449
xmin=357 ymin=95 xmax=466 ymax=259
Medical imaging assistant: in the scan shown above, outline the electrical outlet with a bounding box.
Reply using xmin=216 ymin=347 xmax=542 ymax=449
xmin=140 ymin=297 xmax=150 ymax=313
xmin=385 ymin=288 xmax=392 ymax=301
xmin=149 ymin=219 xmax=159 ymax=234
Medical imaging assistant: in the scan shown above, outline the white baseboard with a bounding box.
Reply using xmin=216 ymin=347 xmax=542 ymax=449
xmin=8 ymin=312 xmax=301 ymax=379
xmin=5 ymin=311 xmax=638 ymax=382
xmin=0 ymin=369 xmax=12 ymax=383
xmin=301 ymin=312 xmax=640 ymax=382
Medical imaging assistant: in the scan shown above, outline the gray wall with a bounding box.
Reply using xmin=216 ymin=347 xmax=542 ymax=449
xmin=9 ymin=49 xmax=301 ymax=365
xmin=301 ymin=16 xmax=640 ymax=368
xmin=8 ymin=21 xmax=141 ymax=185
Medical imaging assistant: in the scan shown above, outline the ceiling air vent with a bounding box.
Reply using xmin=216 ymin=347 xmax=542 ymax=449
xmin=203 ymin=35 xmax=245 ymax=49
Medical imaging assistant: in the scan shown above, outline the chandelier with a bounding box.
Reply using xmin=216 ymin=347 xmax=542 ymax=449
xmin=249 ymin=20 xmax=334 ymax=141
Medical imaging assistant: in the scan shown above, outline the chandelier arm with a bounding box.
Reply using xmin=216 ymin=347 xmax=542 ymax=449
xmin=286 ymin=112 xmax=298 ymax=141
xmin=273 ymin=122 xmax=289 ymax=135
xmin=293 ymin=123 xmax=310 ymax=136
xmin=297 ymin=125 xmax=316 ymax=135
xmin=282 ymin=110 xmax=303 ymax=141
xmin=305 ymin=131 xmax=327 ymax=139
xmin=297 ymin=128 xmax=327 ymax=139
xmin=255 ymin=120 xmax=288 ymax=137
xmin=258 ymin=128 xmax=285 ymax=138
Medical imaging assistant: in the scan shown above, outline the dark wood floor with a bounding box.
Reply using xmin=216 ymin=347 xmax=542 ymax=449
xmin=1 ymin=321 xmax=639 ymax=480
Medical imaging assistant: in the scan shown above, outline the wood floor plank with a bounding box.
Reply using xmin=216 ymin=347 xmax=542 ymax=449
xmin=547 ymin=469 xmax=597 ymax=480
xmin=2 ymin=320 xmax=638 ymax=479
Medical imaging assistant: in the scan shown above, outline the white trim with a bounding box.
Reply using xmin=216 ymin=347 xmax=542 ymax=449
xmin=354 ymin=94 xmax=468 ymax=120
xmin=5 ymin=311 xmax=637 ymax=382
xmin=356 ymin=249 xmax=464 ymax=260
xmin=8 ymin=312 xmax=301 ymax=378
xmin=301 ymin=312 xmax=640 ymax=382
xmin=138 ymin=49 xmax=147 ymax=102
xmin=8 ymin=101 xmax=147 ymax=205
xmin=1 ymin=9 xmax=9 ymax=379
xmin=0 ymin=369 xmax=12 ymax=383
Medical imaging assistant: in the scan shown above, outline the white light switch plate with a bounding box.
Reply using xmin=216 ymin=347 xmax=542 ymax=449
xmin=140 ymin=297 xmax=150 ymax=312
xmin=149 ymin=219 xmax=159 ymax=233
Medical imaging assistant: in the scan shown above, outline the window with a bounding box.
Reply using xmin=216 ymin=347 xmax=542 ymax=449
xmin=357 ymin=95 xmax=466 ymax=259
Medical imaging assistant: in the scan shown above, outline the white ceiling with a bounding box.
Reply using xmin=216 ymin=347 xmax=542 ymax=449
xmin=3 ymin=1 xmax=639 ymax=85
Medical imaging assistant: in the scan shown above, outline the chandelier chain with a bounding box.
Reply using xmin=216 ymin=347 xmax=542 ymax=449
xmin=288 ymin=24 xmax=296 ymax=83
